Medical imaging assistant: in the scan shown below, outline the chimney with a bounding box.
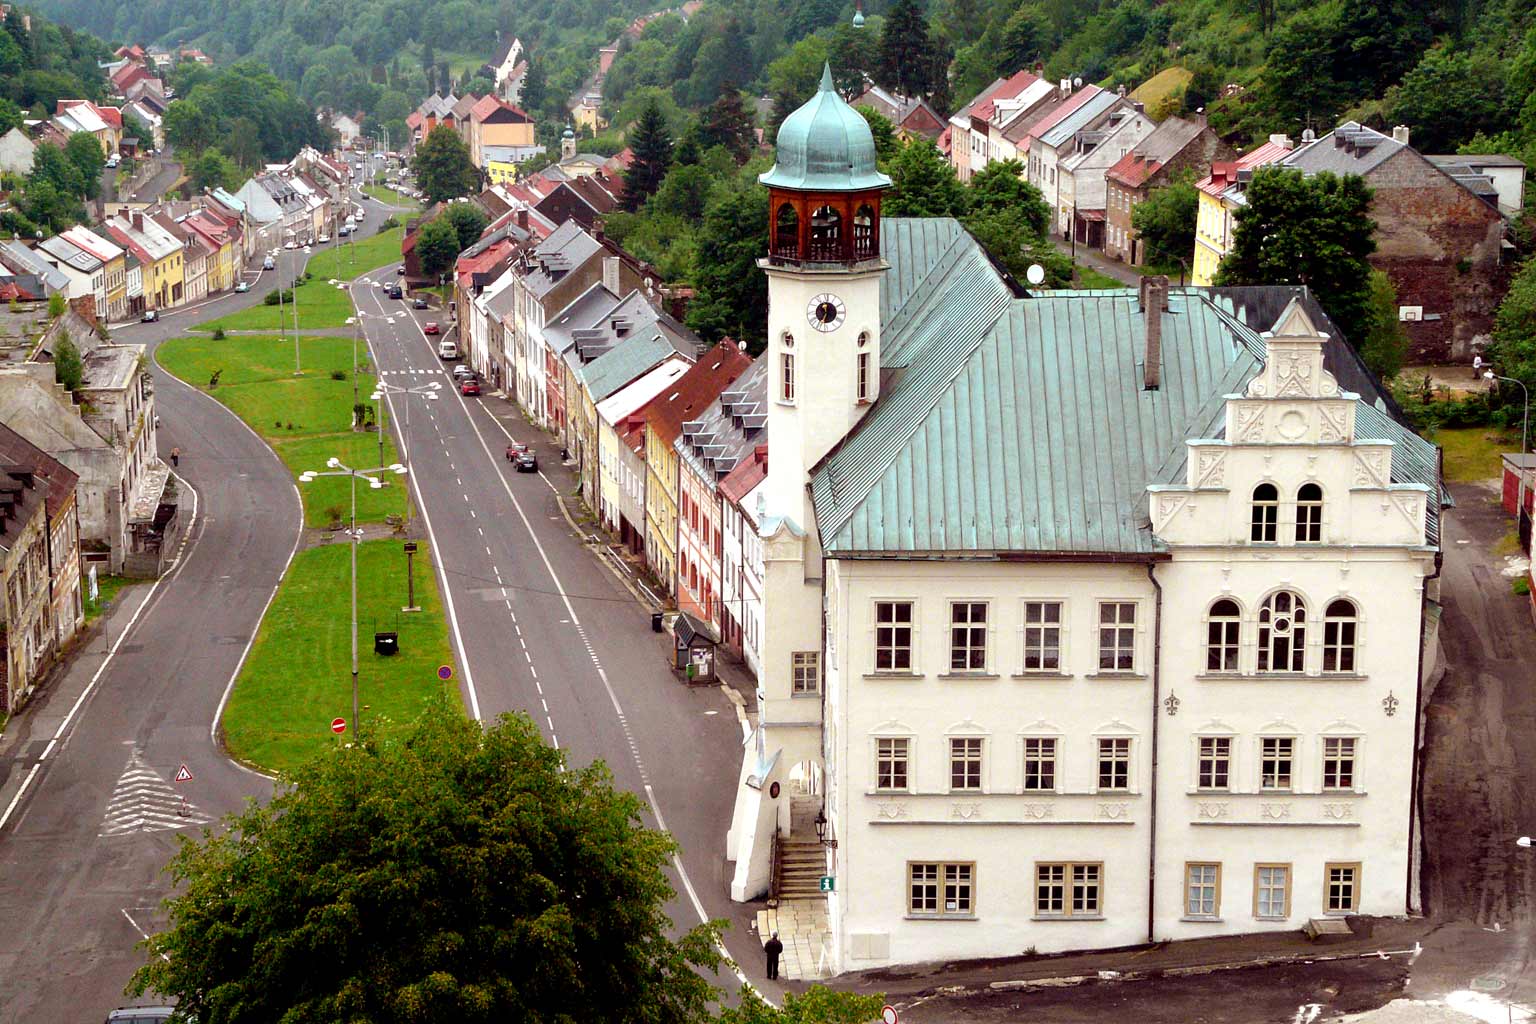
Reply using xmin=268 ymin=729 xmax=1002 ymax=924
xmin=1059 ymin=78 xmax=1073 ymax=98
xmin=602 ymin=255 xmax=620 ymax=295
xmin=1268 ymin=133 xmax=1294 ymax=151
xmin=1117 ymin=83 xmax=1127 ymax=97
xmin=1140 ymin=275 xmax=1168 ymax=391
xmin=515 ymin=207 xmax=528 ymax=230
xmin=592 ymin=218 xmax=605 ymax=242
xmin=1391 ymin=124 xmax=1411 ymax=146
xmin=132 ymin=211 xmax=143 ymax=231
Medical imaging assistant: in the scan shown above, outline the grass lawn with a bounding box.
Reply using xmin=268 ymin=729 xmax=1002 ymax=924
xmin=308 ymin=225 xmax=406 ymax=280
xmin=1433 ymin=426 xmax=1516 ymax=483
xmin=364 ymin=184 xmax=419 ymax=208
xmin=156 ymin=334 xmax=405 ymax=526
xmin=1131 ymin=66 xmax=1193 ymax=111
xmin=1075 ymin=266 xmax=1126 ymax=290
xmin=220 ymin=539 xmax=456 ymax=774
xmin=83 ymin=573 xmax=138 ymax=622
xmin=192 ymin=277 xmax=356 ymax=332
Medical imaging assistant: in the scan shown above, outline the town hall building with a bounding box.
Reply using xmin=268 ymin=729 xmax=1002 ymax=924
xmin=726 ymin=67 xmax=1445 ymax=976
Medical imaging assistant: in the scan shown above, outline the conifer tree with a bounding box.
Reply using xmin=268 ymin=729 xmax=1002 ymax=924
xmin=697 ymin=84 xmax=756 ymax=164
xmin=877 ymin=0 xmax=939 ymax=99
xmin=623 ymin=100 xmax=673 ymax=211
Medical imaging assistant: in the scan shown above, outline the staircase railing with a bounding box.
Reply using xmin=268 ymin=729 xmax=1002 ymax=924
xmin=769 ymin=823 xmax=781 ymax=900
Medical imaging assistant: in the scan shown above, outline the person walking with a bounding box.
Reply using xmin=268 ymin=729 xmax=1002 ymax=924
xmin=764 ymin=932 xmax=783 ymax=980
xmin=170 ymin=447 xmax=180 ymax=468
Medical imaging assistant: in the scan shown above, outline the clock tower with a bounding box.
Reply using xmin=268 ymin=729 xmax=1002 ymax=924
xmin=758 ymin=63 xmax=890 ymax=514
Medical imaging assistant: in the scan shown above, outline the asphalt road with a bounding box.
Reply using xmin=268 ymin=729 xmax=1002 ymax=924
xmin=0 ymin=192 xmax=395 ymax=1021
xmin=124 ymin=160 xmax=183 ymax=205
xmin=347 ymin=279 xmax=773 ymax=997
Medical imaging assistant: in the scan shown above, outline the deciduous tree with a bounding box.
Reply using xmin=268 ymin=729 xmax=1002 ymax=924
xmin=62 ymin=130 xmax=104 ymax=198
xmin=883 ymin=137 xmax=968 ymax=218
xmin=1360 ymin=269 xmax=1408 ymax=380
xmin=415 ymin=215 xmax=462 ymax=280
xmin=411 ymin=124 xmax=479 ymax=205
xmin=687 ymin=188 xmax=768 ymax=351
xmin=1130 ymin=173 xmax=1199 ymax=270
xmin=53 ymin=331 xmax=82 ymax=392
xmin=442 ymin=201 xmax=488 ymax=250
xmin=967 ymin=158 xmax=1048 ymax=233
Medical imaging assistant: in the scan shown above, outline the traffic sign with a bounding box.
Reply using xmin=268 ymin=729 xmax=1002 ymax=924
xmin=437 ymin=665 xmax=453 ymax=680
xmin=331 ymin=718 xmax=347 ymax=734
xmin=881 ymin=1006 xmax=899 ymax=1024
xmin=174 ymin=763 xmax=193 ymax=783
xmin=819 ymin=875 xmax=836 ymax=892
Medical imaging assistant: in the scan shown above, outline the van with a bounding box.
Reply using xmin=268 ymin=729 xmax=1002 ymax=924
xmin=437 ymin=340 xmax=458 ymax=360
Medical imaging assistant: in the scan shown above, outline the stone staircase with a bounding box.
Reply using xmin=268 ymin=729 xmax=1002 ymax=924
xmin=775 ymin=832 xmax=827 ymax=899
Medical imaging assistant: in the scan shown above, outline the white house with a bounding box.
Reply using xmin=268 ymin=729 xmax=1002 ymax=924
xmin=727 ymin=69 xmax=1445 ymax=979
xmin=0 ymin=126 xmax=36 ymax=175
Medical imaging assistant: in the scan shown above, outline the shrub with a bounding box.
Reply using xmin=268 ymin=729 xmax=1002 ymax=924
xmin=209 ymin=369 xmax=223 ymax=387
xmin=330 ymin=369 xmax=346 ymax=381
xmin=211 ymin=327 xmax=226 ymax=340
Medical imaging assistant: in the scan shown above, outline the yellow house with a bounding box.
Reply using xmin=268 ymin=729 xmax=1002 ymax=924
xmin=485 ymin=157 xmax=519 ymax=186
xmin=470 ymin=95 xmax=537 ymax=168
xmin=571 ymin=93 xmax=606 ymax=134
xmin=1191 ymin=136 xmax=1294 ymax=286
xmin=643 ymin=419 xmax=681 ymax=594
xmin=107 ymin=211 xmax=185 ymax=309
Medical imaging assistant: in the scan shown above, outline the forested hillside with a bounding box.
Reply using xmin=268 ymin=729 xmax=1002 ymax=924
xmin=0 ymin=5 xmax=112 ymax=129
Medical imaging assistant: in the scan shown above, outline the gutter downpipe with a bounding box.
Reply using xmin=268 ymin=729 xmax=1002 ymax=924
xmin=1146 ymin=561 xmax=1164 ymax=944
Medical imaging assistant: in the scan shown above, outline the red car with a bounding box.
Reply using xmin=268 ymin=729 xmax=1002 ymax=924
xmin=459 ymin=377 xmax=481 ymax=396
xmin=424 ymin=322 xmax=440 ymax=335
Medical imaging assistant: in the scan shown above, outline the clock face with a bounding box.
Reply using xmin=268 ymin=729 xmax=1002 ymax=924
xmin=807 ymin=293 xmax=847 ymax=333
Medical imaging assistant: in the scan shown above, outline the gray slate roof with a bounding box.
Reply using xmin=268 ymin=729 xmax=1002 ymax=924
xmin=522 ymin=220 xmax=601 ymax=301
xmin=808 ymin=219 xmax=1444 ymax=557
xmin=1036 ymin=90 xmax=1120 ymax=150
xmin=677 ymin=355 xmax=768 ymax=481
xmin=1281 ymin=121 xmax=1406 ymax=177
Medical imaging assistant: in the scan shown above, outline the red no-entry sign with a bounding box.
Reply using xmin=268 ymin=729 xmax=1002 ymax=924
xmin=331 ymin=718 xmax=347 ymax=734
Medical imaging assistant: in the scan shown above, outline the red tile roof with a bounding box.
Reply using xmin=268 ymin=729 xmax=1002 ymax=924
xmin=98 ymin=106 xmax=122 ymax=129
xmin=719 ymin=445 xmax=767 ymax=506
xmin=639 ymin=341 xmax=752 ymax=444
xmin=1106 ymin=149 xmax=1163 ymax=190
xmin=0 ymin=282 xmax=34 ymax=301
xmin=1195 ymin=139 xmax=1292 ymax=197
xmin=970 ymin=69 xmax=1041 ymax=122
xmin=1016 ymin=85 xmax=1100 ymax=145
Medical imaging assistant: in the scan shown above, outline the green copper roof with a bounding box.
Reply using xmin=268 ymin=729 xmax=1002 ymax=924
xmin=809 ymin=221 xmax=1444 ymax=556
xmin=759 ymin=64 xmax=891 ymax=192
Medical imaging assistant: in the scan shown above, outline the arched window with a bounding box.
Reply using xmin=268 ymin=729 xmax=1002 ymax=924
xmin=808 ymin=204 xmax=843 ymax=261
xmin=1296 ymin=483 xmax=1323 ymax=543
xmin=1205 ymin=598 xmax=1242 ymax=672
xmin=1322 ymin=599 xmax=1358 ymax=673
xmin=1257 ymin=591 xmax=1307 ymax=672
xmin=1251 ymin=483 xmax=1279 ymax=543
xmin=774 ymin=202 xmax=799 ymax=259
xmin=853 ymin=203 xmax=877 ymax=259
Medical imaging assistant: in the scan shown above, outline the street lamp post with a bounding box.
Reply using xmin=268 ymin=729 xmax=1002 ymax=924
xmin=1485 ymin=369 xmax=1531 ymax=541
xmin=371 ymin=378 xmax=442 ymax=530
xmin=297 ymin=457 xmax=408 ymax=734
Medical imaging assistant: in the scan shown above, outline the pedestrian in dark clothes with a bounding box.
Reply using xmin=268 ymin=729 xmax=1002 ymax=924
xmin=170 ymin=447 xmax=180 ymax=468
xmin=764 ymin=932 xmax=783 ymax=980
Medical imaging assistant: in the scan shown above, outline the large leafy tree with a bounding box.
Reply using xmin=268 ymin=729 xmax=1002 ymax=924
xmin=188 ymin=149 xmax=240 ymax=193
xmin=687 ymin=187 xmax=769 ymax=351
xmin=443 ymin=202 xmax=489 ymax=250
xmin=1215 ymin=166 xmax=1377 ymax=346
xmin=1130 ymin=173 xmax=1199 ymax=271
xmin=1359 ymin=269 xmax=1408 ymax=381
xmin=129 ymin=703 xmax=724 ymax=1023
xmin=624 ymin=100 xmax=674 ymax=212
xmin=1485 ymin=256 xmax=1536 ymax=405
xmin=162 ymin=100 xmax=219 ymax=156
xmin=62 ymin=131 xmax=105 ymax=198
xmin=412 ymin=125 xmax=480 ymax=205
xmin=883 ymin=137 xmax=968 ymax=218
xmin=1388 ymin=47 xmax=1508 ymax=154
xmin=967 ymin=159 xmax=1048 ymax=234
xmin=415 ymin=215 xmax=463 ymax=280
xmin=29 ymin=142 xmax=86 ymax=199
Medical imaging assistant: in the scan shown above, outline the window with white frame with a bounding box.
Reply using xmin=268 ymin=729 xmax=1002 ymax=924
xmin=1258 ymin=591 xmax=1307 ymax=672
xmin=1251 ymin=482 xmax=1279 ymax=542
xmin=1185 ymin=862 xmax=1221 ymax=918
xmin=1322 ymin=599 xmax=1358 ymax=673
xmin=1022 ymin=600 xmax=1063 ymax=671
xmin=1296 ymin=483 xmax=1324 ymax=543
xmin=1022 ymin=737 xmax=1057 ymax=791
xmin=1097 ymin=737 xmax=1131 ymax=790
xmin=1322 ymin=736 xmax=1357 ymax=791
xmin=1260 ymin=736 xmax=1295 ymax=791
xmin=1035 ymin=862 xmax=1101 ymax=917
xmin=857 ymin=349 xmax=871 ymax=402
xmin=876 ymin=737 xmax=910 ymax=792
xmin=909 ymin=861 xmax=973 ymax=916
xmin=1255 ymin=864 xmax=1290 ymax=919
xmin=950 ymin=736 xmax=983 ymax=791
xmin=1097 ymin=601 xmax=1136 ymax=671
xmin=791 ymin=650 xmax=820 ymax=694
xmin=1325 ymin=862 xmax=1360 ymax=913
xmin=780 ymin=334 xmax=796 ymax=403
xmin=1205 ymin=598 xmax=1241 ymax=671
xmin=949 ymin=601 xmax=988 ymax=671
xmin=1197 ymin=736 xmax=1231 ymax=790
xmin=874 ymin=600 xmax=914 ymax=671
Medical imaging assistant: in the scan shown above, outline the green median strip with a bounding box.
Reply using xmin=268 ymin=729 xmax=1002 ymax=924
xmin=220 ymin=539 xmax=455 ymax=774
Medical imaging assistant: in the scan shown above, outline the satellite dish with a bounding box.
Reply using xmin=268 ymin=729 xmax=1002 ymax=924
xmin=1073 ymin=77 xmax=1083 ymax=88
xmin=1026 ymin=264 xmax=1046 ymax=286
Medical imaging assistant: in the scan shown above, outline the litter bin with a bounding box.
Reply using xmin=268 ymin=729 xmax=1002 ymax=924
xmin=651 ymin=611 xmax=663 ymax=633
xmin=374 ymin=631 xmax=399 ymax=656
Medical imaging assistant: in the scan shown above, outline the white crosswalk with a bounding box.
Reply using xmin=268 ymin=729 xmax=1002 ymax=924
xmin=98 ymin=751 xmax=213 ymax=838
xmin=379 ymin=368 xmax=435 ymax=376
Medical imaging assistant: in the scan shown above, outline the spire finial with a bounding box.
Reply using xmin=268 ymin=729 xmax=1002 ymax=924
xmin=852 ymin=0 xmax=865 ymax=28
xmin=819 ymin=63 xmax=836 ymax=93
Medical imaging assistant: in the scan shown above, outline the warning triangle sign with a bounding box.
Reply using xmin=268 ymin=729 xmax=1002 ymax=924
xmin=174 ymin=763 xmax=193 ymax=783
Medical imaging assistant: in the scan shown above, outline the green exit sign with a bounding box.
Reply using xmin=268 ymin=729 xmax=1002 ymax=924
xmin=819 ymin=876 xmax=835 ymax=892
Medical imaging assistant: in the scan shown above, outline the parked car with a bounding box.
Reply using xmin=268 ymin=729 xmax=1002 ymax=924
xmin=423 ymin=322 xmax=440 ymax=335
xmin=395 ymin=265 xmax=405 ymax=275
xmin=338 ymin=224 xmax=351 ymax=237
xmin=515 ymin=450 xmax=538 ymax=473
xmin=235 ymin=281 xmax=250 ymax=293
xmin=388 ymin=285 xmax=403 ymax=300
xmin=105 ymin=1006 xmax=179 ymax=1024
xmin=262 ymin=256 xmax=275 ymax=270
xmin=459 ymin=377 xmax=481 ymax=396
xmin=412 ymin=297 xmax=428 ymax=309
xmin=106 ymin=153 xmax=120 ymax=168
xmin=437 ymin=339 xmax=458 ymax=360
xmin=317 ymin=233 xmax=330 ymax=244
xmin=283 ymin=240 xmax=296 ymax=250
xmin=141 ymin=309 xmax=158 ymax=323
xmin=452 ymin=363 xmax=476 ymax=380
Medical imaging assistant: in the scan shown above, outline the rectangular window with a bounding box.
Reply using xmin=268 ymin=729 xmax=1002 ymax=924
xmin=1322 ymin=737 xmax=1356 ymax=791
xmin=1325 ymin=863 xmax=1360 ymax=913
xmin=1260 ymin=737 xmax=1295 ymax=791
xmin=949 ymin=736 xmax=983 ymax=791
xmin=1036 ymin=862 xmax=1102 ymax=917
xmin=909 ymin=861 xmax=973 ymax=916
xmin=948 ymin=601 xmax=988 ymax=671
xmin=1185 ymin=862 xmax=1221 ymax=919
xmin=1097 ymin=737 xmax=1131 ymax=791
xmin=1097 ymin=602 xmax=1136 ymax=671
xmin=876 ymin=737 xmax=909 ymax=792
xmin=1255 ymin=864 xmax=1290 ymax=920
xmin=857 ymin=351 xmax=871 ymax=401
xmin=791 ymin=651 xmax=820 ymax=694
xmin=1197 ymin=736 xmax=1231 ymax=790
xmin=874 ymin=601 xmax=914 ymax=671
xmin=781 ymin=352 xmax=795 ymax=403
xmin=1022 ymin=601 xmax=1063 ymax=671
xmin=1022 ymin=737 xmax=1057 ymax=791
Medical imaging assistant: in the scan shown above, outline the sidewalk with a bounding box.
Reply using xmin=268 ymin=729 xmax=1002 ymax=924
xmin=1051 ymin=236 xmax=1142 ymax=287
